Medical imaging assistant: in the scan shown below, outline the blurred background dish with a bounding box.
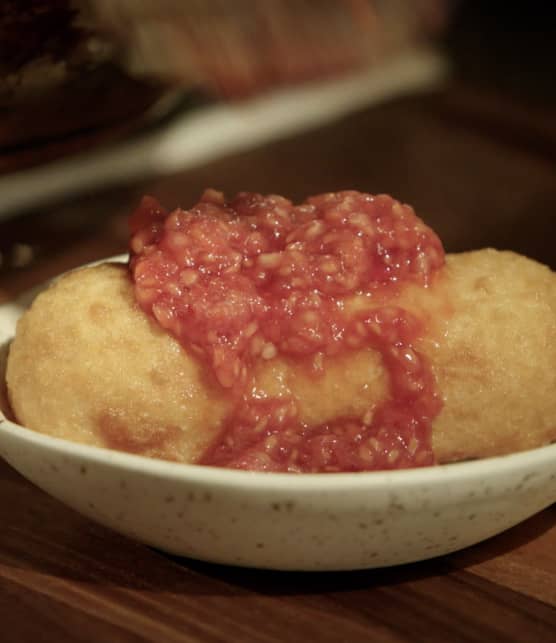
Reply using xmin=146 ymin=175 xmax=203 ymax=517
xmin=87 ymin=0 xmax=448 ymax=98
xmin=0 ymin=0 xmax=450 ymax=213
xmin=0 ymin=47 xmax=448 ymax=218
xmin=0 ymin=0 xmax=172 ymax=170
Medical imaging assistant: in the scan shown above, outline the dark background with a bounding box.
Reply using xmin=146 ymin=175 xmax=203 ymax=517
xmin=447 ymin=0 xmax=556 ymax=106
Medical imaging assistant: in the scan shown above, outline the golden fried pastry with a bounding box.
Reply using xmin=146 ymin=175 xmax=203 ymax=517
xmin=6 ymin=250 xmax=555 ymax=467
xmin=6 ymin=263 xmax=230 ymax=463
xmin=5 ymin=191 xmax=556 ymax=472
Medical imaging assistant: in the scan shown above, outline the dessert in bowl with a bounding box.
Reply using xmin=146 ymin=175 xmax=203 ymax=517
xmin=1 ymin=190 xmax=554 ymax=569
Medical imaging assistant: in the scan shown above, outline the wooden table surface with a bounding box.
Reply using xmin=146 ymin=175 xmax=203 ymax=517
xmin=0 ymin=75 xmax=555 ymax=642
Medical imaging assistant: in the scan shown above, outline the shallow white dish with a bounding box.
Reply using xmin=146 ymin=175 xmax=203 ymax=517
xmin=1 ymin=277 xmax=555 ymax=571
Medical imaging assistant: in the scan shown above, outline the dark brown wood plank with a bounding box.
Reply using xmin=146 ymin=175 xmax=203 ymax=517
xmin=449 ymin=505 xmax=556 ymax=606
xmin=0 ymin=576 xmax=146 ymax=643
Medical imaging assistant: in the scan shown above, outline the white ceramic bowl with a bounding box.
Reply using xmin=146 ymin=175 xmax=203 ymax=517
xmin=1 ymin=278 xmax=555 ymax=571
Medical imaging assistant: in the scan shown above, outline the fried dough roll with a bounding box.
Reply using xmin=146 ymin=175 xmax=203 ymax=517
xmin=5 ymin=249 xmax=556 ymax=465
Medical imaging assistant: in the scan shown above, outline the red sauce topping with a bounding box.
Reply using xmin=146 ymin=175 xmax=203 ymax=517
xmin=129 ymin=190 xmax=445 ymax=472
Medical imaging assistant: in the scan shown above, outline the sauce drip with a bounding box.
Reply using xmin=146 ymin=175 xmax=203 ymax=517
xmin=129 ymin=190 xmax=445 ymax=472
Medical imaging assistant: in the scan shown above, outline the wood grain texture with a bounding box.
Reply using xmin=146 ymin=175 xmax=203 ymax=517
xmin=0 ymin=76 xmax=555 ymax=641
xmin=451 ymin=506 xmax=556 ymax=607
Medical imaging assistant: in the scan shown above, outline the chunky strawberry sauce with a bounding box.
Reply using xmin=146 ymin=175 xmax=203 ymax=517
xmin=129 ymin=190 xmax=445 ymax=472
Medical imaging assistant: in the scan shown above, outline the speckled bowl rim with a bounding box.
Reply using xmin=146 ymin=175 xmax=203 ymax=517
xmin=1 ymin=412 xmax=556 ymax=492
xmin=2 ymin=254 xmax=556 ymax=494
